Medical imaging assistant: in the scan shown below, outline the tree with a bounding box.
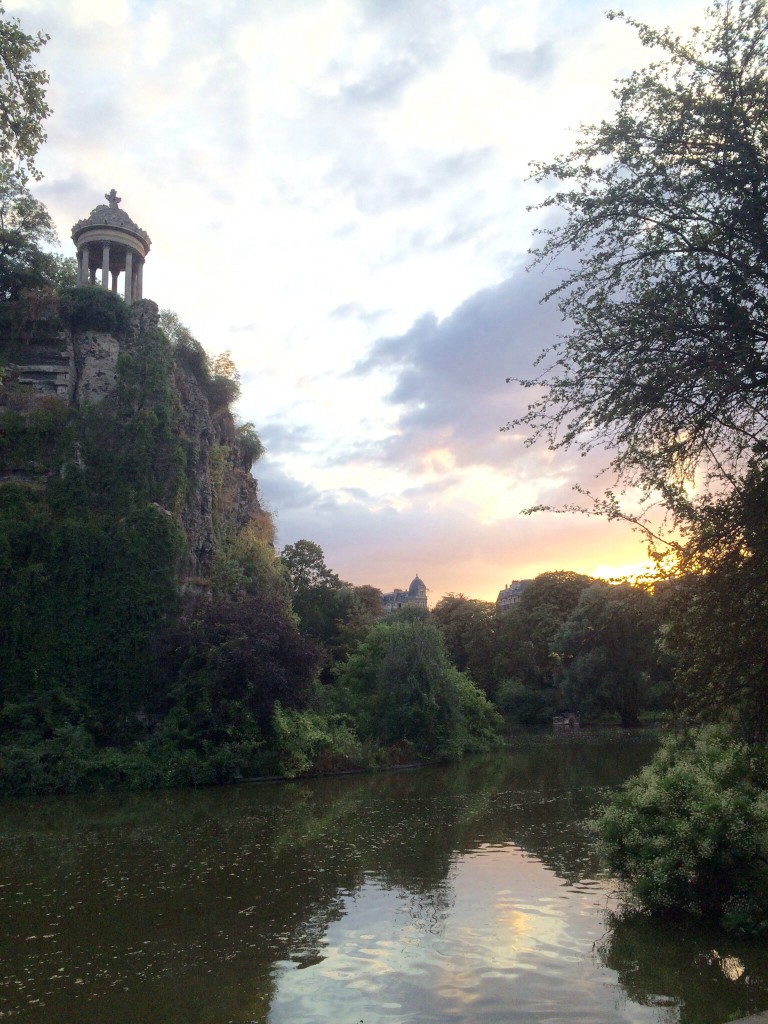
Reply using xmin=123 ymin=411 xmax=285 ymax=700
xmin=156 ymin=591 xmax=320 ymax=743
xmin=509 ymin=0 xmax=768 ymax=520
xmin=552 ymin=582 xmax=660 ymax=727
xmin=330 ymin=583 xmax=384 ymax=660
xmin=281 ymin=539 xmax=342 ymax=595
xmin=494 ymin=572 xmax=593 ymax=685
xmin=0 ymin=3 xmax=50 ymax=181
xmin=333 ymin=618 xmax=502 ymax=758
xmin=0 ymin=167 xmax=57 ymax=301
xmin=430 ymin=594 xmax=497 ymax=693
xmin=661 ymin=459 xmax=768 ymax=742
xmin=279 ymin=539 xmax=346 ymax=641
xmin=595 ymin=726 xmax=768 ymax=934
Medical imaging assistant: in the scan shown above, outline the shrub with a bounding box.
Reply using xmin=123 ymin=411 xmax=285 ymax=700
xmin=271 ymin=703 xmax=363 ymax=778
xmin=237 ymin=422 xmax=265 ymax=468
xmin=58 ymin=286 xmax=130 ymax=336
xmin=594 ymin=725 xmax=768 ymax=935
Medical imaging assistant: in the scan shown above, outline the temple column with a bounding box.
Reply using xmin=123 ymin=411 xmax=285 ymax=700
xmin=124 ymin=249 xmax=133 ymax=304
xmin=111 ymin=270 xmax=119 ymax=293
xmin=136 ymin=261 xmax=143 ymax=300
xmin=78 ymin=245 xmax=89 ymax=285
xmin=101 ymin=243 xmax=110 ymax=289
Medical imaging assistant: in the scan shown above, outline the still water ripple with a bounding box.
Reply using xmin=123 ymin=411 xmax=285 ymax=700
xmin=2 ymin=731 xmax=768 ymax=1023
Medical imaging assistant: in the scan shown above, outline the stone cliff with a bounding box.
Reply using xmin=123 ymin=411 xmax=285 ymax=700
xmin=1 ymin=296 xmax=270 ymax=581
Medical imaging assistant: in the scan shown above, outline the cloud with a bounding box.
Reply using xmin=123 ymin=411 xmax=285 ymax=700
xmin=329 ymin=302 xmax=389 ymax=326
xmin=347 ymin=260 xmax=567 ymax=470
xmin=489 ymin=43 xmax=559 ymax=83
xmin=260 ymin=422 xmax=314 ymax=457
xmin=338 ymin=57 xmax=422 ymax=107
xmin=327 ymin=146 xmax=494 ymax=216
xmin=256 ymin=458 xmax=648 ymax=603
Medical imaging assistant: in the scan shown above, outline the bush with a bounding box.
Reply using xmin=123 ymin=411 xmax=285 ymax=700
xmin=237 ymin=421 xmax=265 ymax=468
xmin=271 ymin=703 xmax=363 ymax=778
xmin=594 ymin=726 xmax=768 ymax=935
xmin=58 ymin=286 xmax=130 ymax=336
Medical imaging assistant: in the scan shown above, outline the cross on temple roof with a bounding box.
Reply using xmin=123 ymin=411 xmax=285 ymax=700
xmin=105 ymin=188 xmax=122 ymax=209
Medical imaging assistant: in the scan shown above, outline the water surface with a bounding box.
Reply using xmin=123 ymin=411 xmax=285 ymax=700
xmin=2 ymin=730 xmax=767 ymax=1023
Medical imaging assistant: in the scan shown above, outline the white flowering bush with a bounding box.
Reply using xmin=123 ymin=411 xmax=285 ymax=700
xmin=595 ymin=726 xmax=768 ymax=935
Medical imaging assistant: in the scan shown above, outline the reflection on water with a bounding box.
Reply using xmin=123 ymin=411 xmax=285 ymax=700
xmin=1 ymin=730 xmax=767 ymax=1023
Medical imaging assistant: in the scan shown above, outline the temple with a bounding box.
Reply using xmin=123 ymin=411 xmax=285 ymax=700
xmin=71 ymin=189 xmax=151 ymax=303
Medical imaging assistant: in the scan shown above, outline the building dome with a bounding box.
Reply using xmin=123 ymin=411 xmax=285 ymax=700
xmin=71 ymin=189 xmax=151 ymax=255
xmin=408 ymin=574 xmax=426 ymax=597
xmin=71 ymin=189 xmax=150 ymax=302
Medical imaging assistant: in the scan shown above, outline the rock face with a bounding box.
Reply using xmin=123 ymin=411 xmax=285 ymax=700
xmin=4 ymin=298 xmax=270 ymax=581
xmin=167 ymin=344 xmax=267 ymax=576
xmin=72 ymin=331 xmax=120 ymax=405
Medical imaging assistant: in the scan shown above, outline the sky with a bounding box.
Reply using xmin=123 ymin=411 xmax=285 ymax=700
xmin=8 ymin=0 xmax=704 ymax=604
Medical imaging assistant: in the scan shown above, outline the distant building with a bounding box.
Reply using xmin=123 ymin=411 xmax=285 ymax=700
xmin=496 ymin=579 xmax=532 ymax=611
xmin=382 ymin=574 xmax=428 ymax=614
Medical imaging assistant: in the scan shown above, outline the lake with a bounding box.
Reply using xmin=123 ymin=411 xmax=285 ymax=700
xmin=2 ymin=730 xmax=768 ymax=1023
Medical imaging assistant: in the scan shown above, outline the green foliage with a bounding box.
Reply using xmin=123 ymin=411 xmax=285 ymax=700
xmin=333 ymin=618 xmax=502 ymax=758
xmin=430 ymin=593 xmax=497 ymax=694
xmin=595 ymin=727 xmax=768 ymax=935
xmin=0 ymin=167 xmax=57 ymax=303
xmin=49 ymin=254 xmax=77 ymax=291
xmin=495 ymin=678 xmax=555 ymax=725
xmin=237 ymin=421 xmax=265 ymax=467
xmin=58 ymin=284 xmax=130 ymax=336
xmin=281 ymin=538 xmax=343 ymax=595
xmin=662 ymin=462 xmax=768 ymax=743
xmin=453 ymin=670 xmax=507 ymax=753
xmin=553 ymin=583 xmax=660 ymax=727
xmin=209 ymin=530 xmax=284 ymax=601
xmin=494 ymin=572 xmax=593 ymax=694
xmin=278 ymin=540 xmax=359 ymax=670
xmin=160 ymin=309 xmax=244 ymax=413
xmin=271 ymin=703 xmax=363 ymax=778
xmin=0 ymin=729 xmax=267 ymax=797
xmin=0 ymin=500 xmax=185 ymax=738
xmin=155 ymin=592 xmax=320 ymax=745
xmin=205 ymin=373 xmax=239 ymax=411
xmin=0 ymin=398 xmax=69 ymax=471
xmin=161 ymin=308 xmax=208 ymax=377
xmin=0 ymin=3 xmax=51 ymax=181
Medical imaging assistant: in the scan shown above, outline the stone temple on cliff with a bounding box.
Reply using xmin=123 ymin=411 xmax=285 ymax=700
xmin=71 ymin=189 xmax=151 ymax=303
xmin=382 ymin=575 xmax=428 ymax=614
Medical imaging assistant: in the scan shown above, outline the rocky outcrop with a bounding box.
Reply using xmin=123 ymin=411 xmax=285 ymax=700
xmin=2 ymin=296 xmax=270 ymax=582
xmin=72 ymin=331 xmax=120 ymax=405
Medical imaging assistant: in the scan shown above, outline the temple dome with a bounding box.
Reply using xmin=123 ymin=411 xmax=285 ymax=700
xmin=71 ymin=188 xmax=151 ymax=253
